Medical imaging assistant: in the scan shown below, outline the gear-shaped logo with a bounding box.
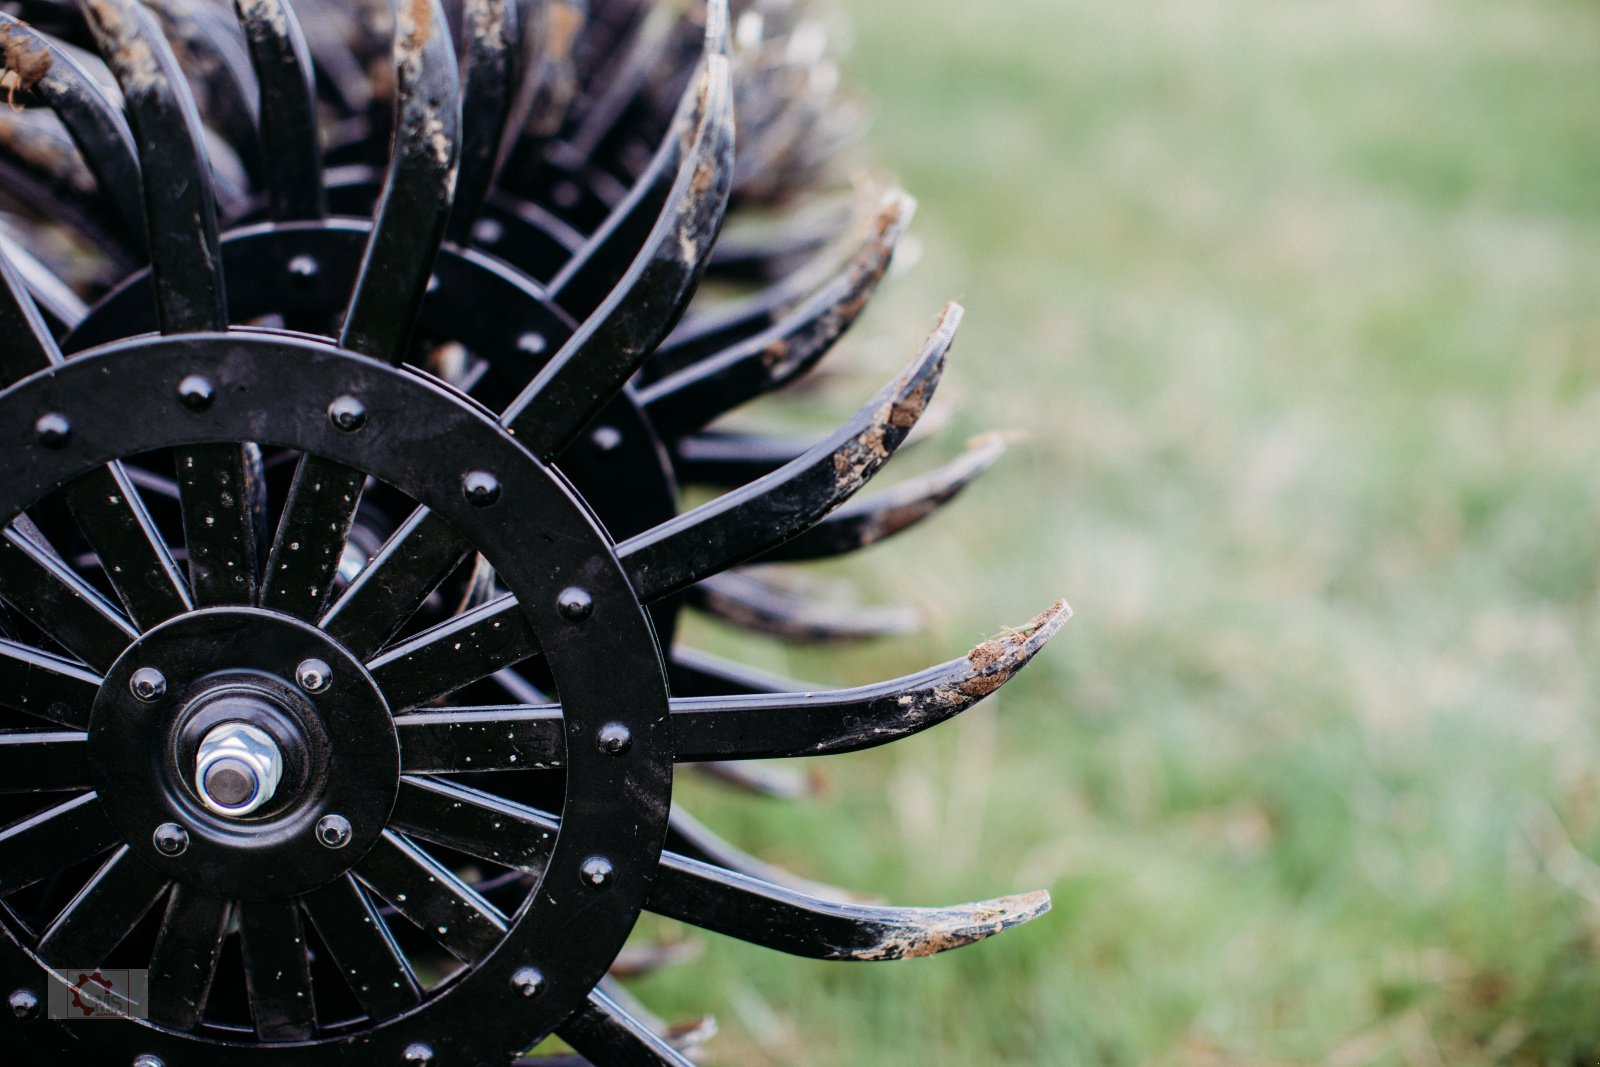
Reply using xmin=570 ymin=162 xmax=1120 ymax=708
xmin=68 ymin=971 xmax=113 ymax=1018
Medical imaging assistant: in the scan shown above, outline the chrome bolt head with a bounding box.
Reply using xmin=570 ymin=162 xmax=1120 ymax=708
xmin=510 ymin=967 xmax=545 ymax=998
xmin=296 ymin=658 xmax=333 ymax=693
xmin=402 ymin=1043 xmax=435 ymax=1066
xmin=557 ymin=587 xmax=593 ymax=622
xmin=34 ymin=413 xmax=71 ymax=448
xmin=8 ymin=989 xmax=39 ymax=1019
xmin=316 ymin=814 xmax=353 ymax=849
xmin=129 ymin=667 xmax=167 ymax=702
xmin=194 ymin=721 xmax=284 ymax=817
xmin=597 ymin=722 xmax=632 ymax=755
xmin=153 ymin=822 xmax=189 ymax=857
xmin=579 ymin=855 xmax=614 ymax=888
xmin=327 ymin=395 xmax=367 ymax=433
xmin=176 ymin=375 xmax=215 ymax=411
xmin=462 ymin=470 xmax=501 ymax=507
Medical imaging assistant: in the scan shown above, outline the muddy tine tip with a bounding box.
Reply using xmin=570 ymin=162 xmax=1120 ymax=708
xmin=946 ymin=600 xmax=1072 ymax=703
xmin=853 ymin=890 xmax=1053 ymax=961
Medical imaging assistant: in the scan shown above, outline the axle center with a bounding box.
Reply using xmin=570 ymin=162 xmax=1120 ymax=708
xmin=194 ymin=719 xmax=287 ymax=817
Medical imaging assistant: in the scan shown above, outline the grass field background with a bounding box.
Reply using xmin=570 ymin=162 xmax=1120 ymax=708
xmin=632 ymin=0 xmax=1600 ymax=1062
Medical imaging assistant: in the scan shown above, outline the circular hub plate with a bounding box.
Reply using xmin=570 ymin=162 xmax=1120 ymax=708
xmin=90 ymin=608 xmax=398 ymax=900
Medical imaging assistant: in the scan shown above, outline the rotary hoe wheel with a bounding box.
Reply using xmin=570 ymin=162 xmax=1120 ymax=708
xmin=0 ymin=1 xmax=1066 ymax=1064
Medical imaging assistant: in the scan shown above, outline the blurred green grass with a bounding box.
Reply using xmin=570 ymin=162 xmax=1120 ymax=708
xmin=632 ymin=0 xmax=1600 ymax=1062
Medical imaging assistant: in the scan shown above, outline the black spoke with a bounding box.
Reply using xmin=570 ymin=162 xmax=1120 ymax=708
xmin=390 ymin=776 xmax=557 ymax=872
xmin=501 ymin=45 xmax=734 ymax=460
xmin=176 ymin=443 xmax=263 ymax=607
xmin=0 ymin=526 xmax=138 ymax=671
xmin=64 ymin=465 xmax=193 ymax=629
xmin=0 ymin=235 xmax=64 ymax=385
xmin=146 ymin=887 xmax=231 ymax=1032
xmin=619 ymin=305 xmax=959 ymax=603
xmin=0 ymin=730 xmax=90 ymax=793
xmin=321 ymin=509 xmax=470 ymax=661
xmin=667 ymin=645 xmax=802 ymax=697
xmin=0 ymin=638 xmax=103 ymax=727
xmin=558 ymin=987 xmax=698 ymax=1067
xmin=448 ymin=0 xmax=522 ymax=244
xmin=670 ymin=430 xmax=809 ymax=487
xmin=368 ymin=595 xmax=541 ymax=712
xmin=239 ymin=897 xmax=318 ymax=1041
xmin=0 ymin=793 xmax=116 ymax=895
xmin=260 ymin=455 xmax=367 ymax=621
xmin=232 ymin=0 xmax=325 ymax=221
xmin=647 ymin=851 xmax=1051 ymax=961
xmin=395 ymin=706 xmax=564 ymax=774
xmin=35 ymin=846 xmax=170 ymax=968
xmin=670 ymin=601 xmax=1069 ymax=761
xmin=301 ymin=873 xmax=422 ymax=1020
xmin=356 ymin=830 xmax=508 ymax=963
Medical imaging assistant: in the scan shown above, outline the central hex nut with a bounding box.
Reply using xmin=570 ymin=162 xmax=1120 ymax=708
xmin=194 ymin=721 xmax=284 ymax=817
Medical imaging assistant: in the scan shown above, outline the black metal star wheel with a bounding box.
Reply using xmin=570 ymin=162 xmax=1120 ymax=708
xmin=0 ymin=1 xmax=1066 ymax=1063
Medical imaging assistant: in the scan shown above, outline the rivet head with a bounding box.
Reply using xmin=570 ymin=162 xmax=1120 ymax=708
xmin=129 ymin=667 xmax=167 ymax=702
xmin=516 ymin=331 xmax=547 ymax=356
xmin=557 ymin=587 xmax=593 ymax=622
xmin=327 ymin=396 xmax=367 ymax=433
xmin=579 ymin=856 xmax=614 ymax=888
xmin=402 ymin=1043 xmax=435 ymax=1066
xmin=510 ymin=966 xmax=544 ymax=998
xmin=133 ymin=1056 xmax=165 ymax=1067
xmin=153 ymin=822 xmax=189 ymax=857
xmin=590 ymin=425 xmax=623 ymax=454
xmin=296 ymin=658 xmax=333 ymax=693
xmin=316 ymin=814 xmax=353 ymax=849
xmin=597 ymin=722 xmax=632 ymax=756
xmin=34 ymin=413 xmax=71 ymax=448
xmin=177 ymin=375 xmax=215 ymax=411
xmin=8 ymin=989 xmax=39 ymax=1019
xmin=287 ymin=255 xmax=319 ymax=284
xmin=462 ymin=470 xmax=501 ymax=507
xmin=473 ymin=217 xmax=504 ymax=245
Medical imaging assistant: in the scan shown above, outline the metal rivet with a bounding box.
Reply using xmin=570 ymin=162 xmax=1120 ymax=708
xmin=328 ymin=396 xmax=367 ymax=433
xmin=133 ymin=1056 xmax=165 ymax=1067
xmin=579 ymin=856 xmax=614 ymax=888
xmin=402 ymin=1043 xmax=435 ymax=1066
xmin=8 ymin=989 xmax=39 ymax=1019
xmin=597 ymin=722 xmax=632 ymax=756
xmin=317 ymin=814 xmax=353 ymax=849
xmin=510 ymin=966 xmax=544 ymax=998
xmin=34 ymin=413 xmax=71 ymax=448
xmin=462 ymin=470 xmax=501 ymax=507
xmin=515 ymin=331 xmax=546 ymax=356
xmin=296 ymin=658 xmax=333 ymax=693
xmin=177 ymin=374 xmax=215 ymax=411
xmin=153 ymin=822 xmax=189 ymax=857
xmin=590 ymin=425 xmax=623 ymax=454
xmin=129 ymin=667 xmax=167 ymax=702
xmin=472 ymin=217 xmax=504 ymax=245
xmin=287 ymin=255 xmax=319 ymax=284
xmin=557 ymin=587 xmax=593 ymax=623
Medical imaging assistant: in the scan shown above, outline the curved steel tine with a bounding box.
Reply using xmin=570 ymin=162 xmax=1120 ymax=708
xmin=0 ymin=231 xmax=89 ymax=334
xmin=0 ymin=113 xmax=132 ymax=265
xmin=142 ymin=0 xmax=264 ymax=182
xmin=706 ymin=196 xmax=852 ymax=282
xmin=670 ymin=430 xmax=810 ymax=487
xmin=667 ymin=805 xmax=860 ymax=902
xmin=447 ymin=0 xmax=521 ymax=245
xmin=618 ymin=304 xmax=959 ymax=604
xmin=637 ymin=189 xmax=915 ymax=437
xmin=232 ymin=0 xmax=325 ymax=221
xmin=541 ymin=0 xmax=730 ymax=321
xmin=692 ymin=757 xmax=816 ymax=799
xmin=757 ymin=432 xmax=1008 ymax=563
xmin=340 ymin=0 xmax=460 ymax=362
xmin=648 ymin=851 xmax=1051 ymax=961
xmin=503 ymin=42 xmax=734 ymax=460
xmin=671 ymin=600 xmax=1069 ymax=762
xmin=383 ymin=601 xmax=1066 ymax=774
xmin=606 ymin=939 xmax=702 ymax=980
xmin=558 ymin=987 xmax=698 ymax=1067
xmin=281 ymin=0 xmax=371 ymax=114
xmin=76 ymin=0 xmax=226 ymax=330
xmin=667 ymin=643 xmax=810 ymax=697
xmin=688 ymin=571 xmax=919 ymax=643
xmin=520 ymin=0 xmax=586 ymax=140
xmin=0 ymin=13 xmax=145 ymax=248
